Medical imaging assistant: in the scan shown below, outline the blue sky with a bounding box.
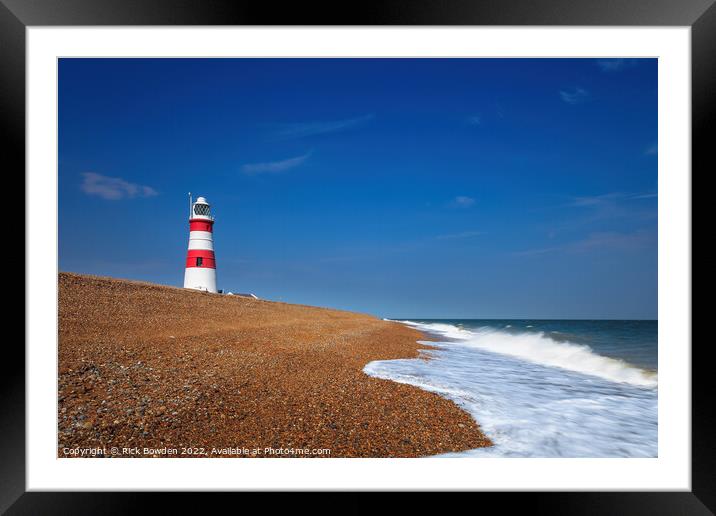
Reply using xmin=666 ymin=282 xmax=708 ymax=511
xmin=59 ymin=58 xmax=657 ymax=319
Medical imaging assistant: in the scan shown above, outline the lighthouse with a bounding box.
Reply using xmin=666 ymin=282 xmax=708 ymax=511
xmin=183 ymin=195 xmax=218 ymax=293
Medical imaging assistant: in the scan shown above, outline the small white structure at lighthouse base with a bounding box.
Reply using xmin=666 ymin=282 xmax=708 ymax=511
xmin=183 ymin=195 xmax=218 ymax=293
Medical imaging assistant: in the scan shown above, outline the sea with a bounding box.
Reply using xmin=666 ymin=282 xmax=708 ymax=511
xmin=364 ymin=319 xmax=657 ymax=458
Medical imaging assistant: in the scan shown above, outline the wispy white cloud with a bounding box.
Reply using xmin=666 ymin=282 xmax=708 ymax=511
xmin=564 ymin=191 xmax=657 ymax=225
xmin=644 ymin=142 xmax=658 ymax=155
xmin=559 ymin=88 xmax=590 ymax=105
xmin=630 ymin=192 xmax=658 ymax=200
xmin=570 ymin=230 xmax=655 ymax=251
xmin=537 ymin=190 xmax=657 ymax=240
xmin=596 ymin=58 xmax=639 ymax=72
xmin=270 ymin=114 xmax=374 ymax=140
xmin=514 ymin=229 xmax=655 ymax=257
xmin=569 ymin=192 xmax=625 ymax=208
xmin=449 ymin=196 xmax=476 ymax=208
xmin=569 ymin=191 xmax=657 ymax=208
xmin=467 ymin=115 xmax=482 ymax=126
xmin=241 ymin=151 xmax=311 ymax=175
xmin=436 ymin=230 xmax=484 ymax=240
xmin=80 ymin=172 xmax=158 ymax=200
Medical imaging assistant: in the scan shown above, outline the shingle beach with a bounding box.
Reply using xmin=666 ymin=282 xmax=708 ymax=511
xmin=58 ymin=273 xmax=491 ymax=457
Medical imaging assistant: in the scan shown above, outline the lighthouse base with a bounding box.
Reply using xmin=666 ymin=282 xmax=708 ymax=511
xmin=183 ymin=267 xmax=217 ymax=293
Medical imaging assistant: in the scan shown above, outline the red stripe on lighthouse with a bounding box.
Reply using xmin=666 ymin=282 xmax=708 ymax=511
xmin=186 ymin=249 xmax=216 ymax=268
xmin=189 ymin=219 xmax=214 ymax=232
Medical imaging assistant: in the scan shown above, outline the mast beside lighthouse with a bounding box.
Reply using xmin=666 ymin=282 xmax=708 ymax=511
xmin=183 ymin=195 xmax=218 ymax=293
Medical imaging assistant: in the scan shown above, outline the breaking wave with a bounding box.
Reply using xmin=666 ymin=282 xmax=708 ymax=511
xmin=394 ymin=320 xmax=657 ymax=388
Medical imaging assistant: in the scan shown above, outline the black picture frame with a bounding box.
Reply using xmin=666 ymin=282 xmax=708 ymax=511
xmin=5 ymin=0 xmax=708 ymax=512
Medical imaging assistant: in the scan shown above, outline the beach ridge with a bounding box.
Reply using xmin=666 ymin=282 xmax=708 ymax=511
xmin=58 ymin=272 xmax=491 ymax=458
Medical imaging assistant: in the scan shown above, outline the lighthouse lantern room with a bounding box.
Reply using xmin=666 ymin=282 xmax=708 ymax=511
xmin=183 ymin=194 xmax=218 ymax=293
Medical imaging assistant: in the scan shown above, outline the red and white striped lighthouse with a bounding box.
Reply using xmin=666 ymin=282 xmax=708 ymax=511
xmin=183 ymin=194 xmax=218 ymax=293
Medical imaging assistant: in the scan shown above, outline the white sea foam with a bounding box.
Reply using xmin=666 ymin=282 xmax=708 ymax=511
xmin=366 ymin=320 xmax=658 ymax=457
xmin=394 ymin=320 xmax=656 ymax=387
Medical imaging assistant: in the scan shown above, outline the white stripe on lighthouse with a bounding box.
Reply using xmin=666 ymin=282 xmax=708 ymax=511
xmin=188 ymin=231 xmax=214 ymax=250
